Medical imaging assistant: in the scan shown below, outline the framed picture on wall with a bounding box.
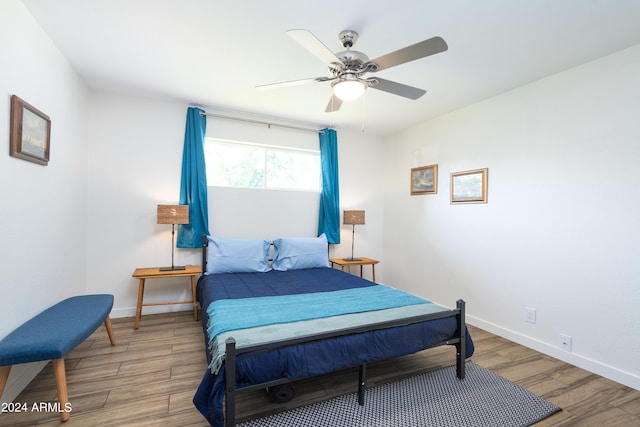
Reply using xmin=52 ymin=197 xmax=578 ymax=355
xmin=410 ymin=164 xmax=438 ymax=195
xmin=450 ymin=168 xmax=488 ymax=204
xmin=10 ymin=95 xmax=51 ymax=166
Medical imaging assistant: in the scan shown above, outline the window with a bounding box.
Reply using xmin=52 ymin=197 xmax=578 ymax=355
xmin=205 ymin=138 xmax=320 ymax=191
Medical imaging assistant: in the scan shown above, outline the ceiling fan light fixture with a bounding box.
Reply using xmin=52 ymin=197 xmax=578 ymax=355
xmin=331 ymin=78 xmax=367 ymax=101
xmin=267 ymin=29 xmax=446 ymax=112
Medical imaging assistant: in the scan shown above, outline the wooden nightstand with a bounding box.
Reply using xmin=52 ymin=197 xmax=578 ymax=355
xmin=330 ymin=257 xmax=379 ymax=283
xmin=132 ymin=265 xmax=202 ymax=329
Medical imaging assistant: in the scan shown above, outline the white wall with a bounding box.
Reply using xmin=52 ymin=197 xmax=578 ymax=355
xmin=0 ymin=0 xmax=89 ymax=403
xmin=382 ymin=44 xmax=640 ymax=390
xmin=206 ymin=117 xmax=322 ymax=240
xmin=333 ymin=129 xmax=385 ymax=282
xmin=86 ymin=92 xmax=198 ymax=317
xmin=206 ymin=117 xmax=385 ymax=282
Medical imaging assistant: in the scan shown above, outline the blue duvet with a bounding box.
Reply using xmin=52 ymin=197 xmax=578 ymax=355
xmin=193 ymin=267 xmax=474 ymax=427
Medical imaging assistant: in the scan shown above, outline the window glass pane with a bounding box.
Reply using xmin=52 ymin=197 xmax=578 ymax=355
xmin=205 ymin=138 xmax=320 ymax=191
xmin=205 ymin=142 xmax=264 ymax=188
xmin=266 ymin=150 xmax=320 ymax=191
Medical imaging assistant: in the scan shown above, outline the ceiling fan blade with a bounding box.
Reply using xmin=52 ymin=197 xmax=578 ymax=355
xmin=325 ymin=94 xmax=343 ymax=112
xmin=287 ymin=29 xmax=342 ymax=65
xmin=256 ymin=76 xmax=333 ymax=90
xmin=368 ymin=77 xmax=426 ymax=100
xmin=369 ymin=36 xmax=448 ymax=72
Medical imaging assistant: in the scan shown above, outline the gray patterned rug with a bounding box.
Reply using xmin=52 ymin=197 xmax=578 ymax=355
xmin=237 ymin=361 xmax=561 ymax=427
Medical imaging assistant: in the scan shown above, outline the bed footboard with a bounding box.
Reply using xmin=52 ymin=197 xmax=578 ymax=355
xmin=223 ymin=299 xmax=468 ymax=427
xmin=455 ymin=299 xmax=466 ymax=379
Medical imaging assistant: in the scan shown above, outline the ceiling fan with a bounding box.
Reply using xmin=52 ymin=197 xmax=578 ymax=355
xmin=257 ymin=29 xmax=448 ymax=112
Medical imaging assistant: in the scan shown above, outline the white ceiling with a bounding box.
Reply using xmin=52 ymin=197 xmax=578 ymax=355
xmin=21 ymin=0 xmax=640 ymax=137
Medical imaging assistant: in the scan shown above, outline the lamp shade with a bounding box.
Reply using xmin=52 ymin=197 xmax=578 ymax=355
xmin=157 ymin=205 xmax=189 ymax=225
xmin=343 ymin=210 xmax=365 ymax=225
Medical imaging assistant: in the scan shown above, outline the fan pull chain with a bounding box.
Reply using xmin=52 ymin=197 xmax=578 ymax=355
xmin=329 ymin=96 xmax=335 ymax=130
xmin=361 ymin=90 xmax=366 ymax=133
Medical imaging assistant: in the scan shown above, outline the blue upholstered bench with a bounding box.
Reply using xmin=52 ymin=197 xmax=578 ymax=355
xmin=0 ymin=294 xmax=116 ymax=422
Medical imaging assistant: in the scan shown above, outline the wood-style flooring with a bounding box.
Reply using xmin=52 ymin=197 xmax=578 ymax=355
xmin=1 ymin=311 xmax=639 ymax=426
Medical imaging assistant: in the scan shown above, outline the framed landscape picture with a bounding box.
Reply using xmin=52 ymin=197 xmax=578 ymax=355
xmin=10 ymin=95 xmax=51 ymax=166
xmin=411 ymin=164 xmax=438 ymax=195
xmin=450 ymin=168 xmax=488 ymax=204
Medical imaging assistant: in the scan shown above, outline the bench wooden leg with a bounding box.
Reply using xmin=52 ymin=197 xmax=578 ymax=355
xmin=52 ymin=358 xmax=70 ymax=422
xmin=0 ymin=365 xmax=11 ymax=399
xmin=104 ymin=317 xmax=116 ymax=345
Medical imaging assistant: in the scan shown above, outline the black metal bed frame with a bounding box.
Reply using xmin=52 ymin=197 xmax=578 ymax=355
xmin=199 ymin=236 xmax=466 ymax=427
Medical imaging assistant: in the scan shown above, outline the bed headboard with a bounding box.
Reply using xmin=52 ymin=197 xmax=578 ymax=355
xmin=201 ymin=234 xmax=208 ymax=271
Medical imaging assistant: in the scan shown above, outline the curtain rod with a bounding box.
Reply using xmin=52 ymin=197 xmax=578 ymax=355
xmin=200 ymin=111 xmax=325 ymax=134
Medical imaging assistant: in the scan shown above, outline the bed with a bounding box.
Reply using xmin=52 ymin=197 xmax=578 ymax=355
xmin=192 ymin=234 xmax=475 ymax=427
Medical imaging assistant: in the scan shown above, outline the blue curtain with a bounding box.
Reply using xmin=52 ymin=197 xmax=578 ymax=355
xmin=177 ymin=107 xmax=210 ymax=248
xmin=317 ymin=128 xmax=340 ymax=244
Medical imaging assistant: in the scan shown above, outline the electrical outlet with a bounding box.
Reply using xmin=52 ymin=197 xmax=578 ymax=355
xmin=559 ymin=334 xmax=572 ymax=351
xmin=525 ymin=307 xmax=536 ymax=324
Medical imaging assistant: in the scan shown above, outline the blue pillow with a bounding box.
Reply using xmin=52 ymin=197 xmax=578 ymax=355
xmin=272 ymin=234 xmax=329 ymax=271
xmin=206 ymin=237 xmax=271 ymax=275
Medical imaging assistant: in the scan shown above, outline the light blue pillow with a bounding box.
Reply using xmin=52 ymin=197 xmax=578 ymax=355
xmin=206 ymin=237 xmax=271 ymax=275
xmin=272 ymin=234 xmax=329 ymax=271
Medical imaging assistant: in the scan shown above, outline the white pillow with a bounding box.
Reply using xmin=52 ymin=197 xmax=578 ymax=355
xmin=206 ymin=237 xmax=271 ymax=274
xmin=272 ymin=234 xmax=329 ymax=271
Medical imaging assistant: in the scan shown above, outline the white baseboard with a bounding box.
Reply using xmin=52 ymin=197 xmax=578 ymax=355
xmin=467 ymin=315 xmax=640 ymax=391
xmin=110 ymin=303 xmax=195 ymax=320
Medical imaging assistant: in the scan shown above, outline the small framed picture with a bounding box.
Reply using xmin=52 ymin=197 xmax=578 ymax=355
xmin=451 ymin=168 xmax=488 ymax=204
xmin=411 ymin=164 xmax=438 ymax=195
xmin=10 ymin=95 xmax=51 ymax=166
